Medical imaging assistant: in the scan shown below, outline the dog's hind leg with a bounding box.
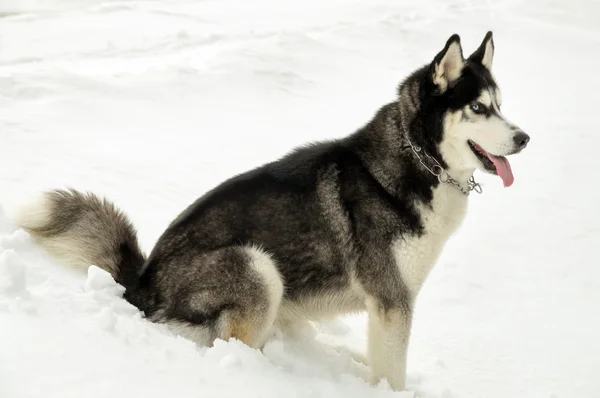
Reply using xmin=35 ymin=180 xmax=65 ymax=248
xmin=153 ymin=245 xmax=284 ymax=349
xmin=218 ymin=246 xmax=284 ymax=348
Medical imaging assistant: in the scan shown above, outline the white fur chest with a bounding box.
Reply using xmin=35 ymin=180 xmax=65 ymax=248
xmin=392 ymin=184 xmax=468 ymax=297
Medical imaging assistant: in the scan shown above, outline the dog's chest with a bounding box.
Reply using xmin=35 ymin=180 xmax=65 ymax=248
xmin=392 ymin=185 xmax=468 ymax=296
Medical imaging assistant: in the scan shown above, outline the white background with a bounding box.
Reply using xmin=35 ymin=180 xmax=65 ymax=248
xmin=1 ymin=1 xmax=599 ymax=397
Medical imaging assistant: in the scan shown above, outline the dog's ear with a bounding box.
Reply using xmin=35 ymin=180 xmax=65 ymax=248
xmin=468 ymin=31 xmax=494 ymax=71
xmin=432 ymin=34 xmax=465 ymax=93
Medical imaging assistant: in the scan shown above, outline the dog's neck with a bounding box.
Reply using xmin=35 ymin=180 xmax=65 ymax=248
xmin=396 ymin=97 xmax=477 ymax=195
xmin=347 ymin=103 xmax=438 ymax=200
xmin=349 ymin=101 xmax=475 ymax=200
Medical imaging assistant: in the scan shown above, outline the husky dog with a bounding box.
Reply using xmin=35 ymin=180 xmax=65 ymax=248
xmin=17 ymin=32 xmax=528 ymax=391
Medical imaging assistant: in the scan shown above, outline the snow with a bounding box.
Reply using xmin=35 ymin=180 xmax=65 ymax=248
xmin=1 ymin=0 xmax=599 ymax=397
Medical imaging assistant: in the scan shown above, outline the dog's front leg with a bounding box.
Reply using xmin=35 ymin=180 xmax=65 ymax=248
xmin=366 ymin=297 xmax=412 ymax=391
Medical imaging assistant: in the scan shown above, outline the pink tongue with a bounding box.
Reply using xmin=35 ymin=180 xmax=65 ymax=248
xmin=487 ymin=153 xmax=514 ymax=187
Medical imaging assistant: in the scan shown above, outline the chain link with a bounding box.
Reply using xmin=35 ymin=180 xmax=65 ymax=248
xmin=406 ymin=138 xmax=482 ymax=196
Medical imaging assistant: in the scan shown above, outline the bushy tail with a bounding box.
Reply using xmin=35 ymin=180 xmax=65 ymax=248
xmin=15 ymin=189 xmax=145 ymax=289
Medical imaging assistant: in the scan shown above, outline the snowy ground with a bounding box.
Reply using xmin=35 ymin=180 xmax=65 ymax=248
xmin=2 ymin=0 xmax=600 ymax=397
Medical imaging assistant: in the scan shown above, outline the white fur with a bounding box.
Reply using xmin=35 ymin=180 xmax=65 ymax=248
xmin=478 ymin=89 xmax=501 ymax=112
xmin=440 ymin=88 xmax=522 ymax=176
xmin=479 ymin=89 xmax=493 ymax=107
xmin=495 ymin=88 xmax=503 ymax=107
xmin=277 ymin=288 xmax=364 ymax=327
xmin=365 ymin=297 xmax=412 ymax=391
xmin=245 ymin=245 xmax=284 ymax=346
xmin=440 ymin=111 xmax=478 ymax=173
xmin=34 ymin=236 xmax=101 ymax=272
xmin=13 ymin=194 xmax=53 ymax=232
xmin=470 ymin=90 xmax=519 ymax=156
xmin=393 ymin=184 xmax=468 ymax=297
xmin=246 ymin=245 xmax=284 ymax=307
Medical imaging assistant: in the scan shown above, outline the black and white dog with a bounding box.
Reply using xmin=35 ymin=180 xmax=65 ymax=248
xmin=17 ymin=32 xmax=528 ymax=391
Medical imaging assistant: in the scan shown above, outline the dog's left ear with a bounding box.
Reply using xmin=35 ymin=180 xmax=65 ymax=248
xmin=468 ymin=31 xmax=494 ymax=71
xmin=432 ymin=34 xmax=465 ymax=93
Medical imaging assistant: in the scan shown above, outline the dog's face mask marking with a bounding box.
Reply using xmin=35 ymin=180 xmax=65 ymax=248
xmin=431 ymin=32 xmax=530 ymax=187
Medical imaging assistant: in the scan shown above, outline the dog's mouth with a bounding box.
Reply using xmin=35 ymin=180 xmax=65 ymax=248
xmin=468 ymin=140 xmax=514 ymax=187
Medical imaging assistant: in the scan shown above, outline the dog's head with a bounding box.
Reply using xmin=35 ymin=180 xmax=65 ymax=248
xmin=409 ymin=32 xmax=529 ymax=187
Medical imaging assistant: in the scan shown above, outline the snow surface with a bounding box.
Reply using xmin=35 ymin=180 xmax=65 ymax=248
xmin=2 ymin=0 xmax=600 ymax=397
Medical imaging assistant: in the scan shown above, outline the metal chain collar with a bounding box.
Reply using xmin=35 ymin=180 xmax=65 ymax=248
xmin=406 ymin=138 xmax=482 ymax=196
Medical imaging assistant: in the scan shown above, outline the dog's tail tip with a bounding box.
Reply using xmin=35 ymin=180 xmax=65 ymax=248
xmin=14 ymin=190 xmax=56 ymax=233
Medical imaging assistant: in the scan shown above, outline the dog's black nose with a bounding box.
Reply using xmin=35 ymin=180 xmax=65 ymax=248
xmin=513 ymin=131 xmax=530 ymax=148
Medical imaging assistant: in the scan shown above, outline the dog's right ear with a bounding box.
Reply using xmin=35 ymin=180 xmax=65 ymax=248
xmin=468 ymin=31 xmax=494 ymax=71
xmin=431 ymin=34 xmax=465 ymax=93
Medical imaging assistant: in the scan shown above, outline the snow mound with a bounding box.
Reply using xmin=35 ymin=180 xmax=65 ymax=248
xmin=0 ymin=249 xmax=28 ymax=295
xmin=83 ymin=265 xmax=125 ymax=295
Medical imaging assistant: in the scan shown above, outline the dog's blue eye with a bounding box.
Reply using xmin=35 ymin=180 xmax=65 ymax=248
xmin=470 ymin=103 xmax=484 ymax=114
